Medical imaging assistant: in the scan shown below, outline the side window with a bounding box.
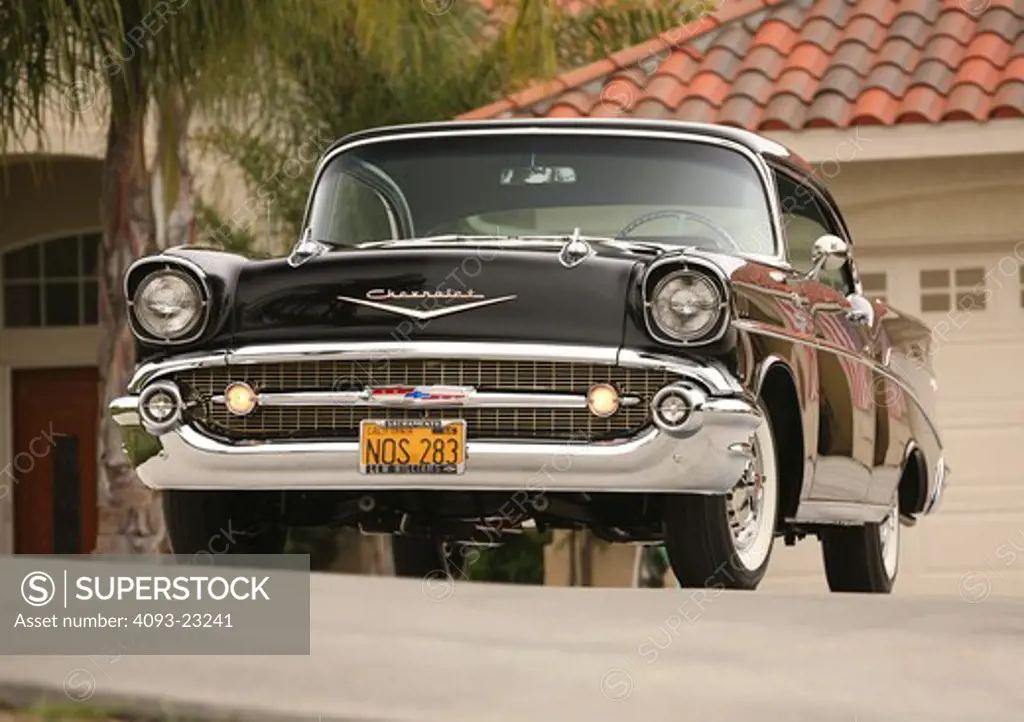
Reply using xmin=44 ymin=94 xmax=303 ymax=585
xmin=773 ymin=172 xmax=852 ymax=293
xmin=309 ymin=167 xmax=396 ymax=245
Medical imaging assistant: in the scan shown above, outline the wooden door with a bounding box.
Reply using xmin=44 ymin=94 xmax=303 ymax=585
xmin=11 ymin=367 xmax=98 ymax=554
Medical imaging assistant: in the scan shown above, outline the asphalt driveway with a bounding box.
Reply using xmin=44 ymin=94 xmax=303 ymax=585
xmin=1 ymin=572 xmax=1022 ymax=721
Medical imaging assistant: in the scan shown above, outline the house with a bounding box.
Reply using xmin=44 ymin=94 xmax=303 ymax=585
xmin=459 ymin=0 xmax=1024 ymax=593
xmin=3 ymin=0 xmax=1023 ymax=597
xmin=0 ymin=107 xmax=260 ymax=554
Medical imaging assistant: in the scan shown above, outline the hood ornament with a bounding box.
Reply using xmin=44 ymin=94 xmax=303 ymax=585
xmin=287 ymin=228 xmax=330 ymax=268
xmin=559 ymin=228 xmax=594 ymax=269
xmin=337 ymin=289 xmax=517 ymax=320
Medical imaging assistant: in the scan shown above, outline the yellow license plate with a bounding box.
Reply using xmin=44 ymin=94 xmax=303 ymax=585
xmin=359 ymin=419 xmax=466 ymax=474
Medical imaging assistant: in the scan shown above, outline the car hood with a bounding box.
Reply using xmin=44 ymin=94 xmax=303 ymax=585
xmin=228 ymin=243 xmax=647 ymax=348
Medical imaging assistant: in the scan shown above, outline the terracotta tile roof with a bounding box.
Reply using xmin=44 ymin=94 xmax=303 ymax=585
xmin=460 ymin=0 xmax=1024 ymax=128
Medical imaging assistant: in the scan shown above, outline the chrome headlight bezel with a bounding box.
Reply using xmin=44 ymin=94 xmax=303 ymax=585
xmin=125 ymin=257 xmax=211 ymax=345
xmin=641 ymin=258 xmax=730 ymax=346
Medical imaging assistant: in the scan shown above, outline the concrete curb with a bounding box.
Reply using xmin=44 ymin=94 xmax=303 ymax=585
xmin=0 ymin=680 xmax=343 ymax=722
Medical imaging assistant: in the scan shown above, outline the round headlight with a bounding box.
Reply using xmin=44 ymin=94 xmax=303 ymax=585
xmin=132 ymin=270 xmax=204 ymax=340
xmin=649 ymin=270 xmax=724 ymax=342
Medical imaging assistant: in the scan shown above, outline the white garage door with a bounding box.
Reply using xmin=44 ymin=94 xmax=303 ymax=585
xmin=765 ymin=251 xmax=1024 ymax=598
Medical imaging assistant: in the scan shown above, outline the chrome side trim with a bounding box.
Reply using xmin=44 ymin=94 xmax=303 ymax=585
xmin=210 ymin=390 xmax=642 ymax=410
xmin=924 ymin=457 xmax=949 ymax=515
xmin=304 ymin=127 xmax=785 ymax=263
xmin=617 ymin=348 xmax=743 ymax=395
xmin=123 ymin=255 xmax=213 ymax=346
xmin=788 ymin=500 xmax=893 ymax=526
xmin=734 ymin=319 xmax=943 ymax=448
xmin=128 ymin=342 xmax=742 ymax=396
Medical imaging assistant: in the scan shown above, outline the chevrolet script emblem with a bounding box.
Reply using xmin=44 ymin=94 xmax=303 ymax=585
xmin=336 ymin=288 xmax=516 ymax=320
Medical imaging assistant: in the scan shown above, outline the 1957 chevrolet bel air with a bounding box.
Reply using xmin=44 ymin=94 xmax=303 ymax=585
xmin=111 ymin=118 xmax=947 ymax=593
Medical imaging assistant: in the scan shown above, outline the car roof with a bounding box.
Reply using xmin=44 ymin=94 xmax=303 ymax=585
xmin=327 ymin=117 xmax=810 ymax=167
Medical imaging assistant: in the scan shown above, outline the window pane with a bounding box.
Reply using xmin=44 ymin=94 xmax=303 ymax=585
xmin=3 ymin=283 xmax=42 ymax=326
xmin=44 ymin=281 xmax=81 ymax=325
xmin=954 ymin=267 xmax=984 ymax=286
xmin=920 ymin=293 xmax=950 ymax=312
xmin=82 ymin=233 xmax=101 ymax=278
xmin=83 ymin=280 xmax=99 ymax=324
xmin=42 ymin=236 xmax=81 ymax=278
xmin=955 ymin=291 xmax=986 ymax=312
xmin=860 ymin=272 xmax=886 ymax=292
xmin=920 ymin=270 xmax=949 ymax=288
xmin=2 ymin=245 xmax=40 ymax=280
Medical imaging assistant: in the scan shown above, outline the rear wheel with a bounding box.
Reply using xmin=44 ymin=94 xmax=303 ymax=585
xmin=163 ymin=490 xmax=286 ymax=555
xmin=820 ymin=500 xmax=900 ymax=593
xmin=663 ymin=402 xmax=779 ymax=590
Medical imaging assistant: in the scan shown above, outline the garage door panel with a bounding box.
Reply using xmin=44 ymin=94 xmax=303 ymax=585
xmin=917 ymin=513 xmax=1024 ymax=577
xmin=940 ymin=426 xmax=1024 ymax=489
xmin=931 ymin=340 xmax=1024 ymax=403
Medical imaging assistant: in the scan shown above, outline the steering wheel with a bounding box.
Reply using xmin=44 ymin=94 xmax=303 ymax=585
xmin=617 ymin=210 xmax=741 ymax=253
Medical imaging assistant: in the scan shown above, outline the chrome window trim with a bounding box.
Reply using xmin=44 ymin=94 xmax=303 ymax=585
xmin=302 ymin=127 xmax=787 ymax=263
xmin=123 ymin=254 xmax=213 ymax=346
xmin=767 ymin=163 xmax=862 ymax=296
xmin=127 ymin=341 xmax=743 ymax=397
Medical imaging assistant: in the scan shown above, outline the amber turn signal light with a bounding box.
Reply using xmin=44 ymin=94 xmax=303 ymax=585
xmin=587 ymin=383 xmax=620 ymax=417
xmin=224 ymin=381 xmax=257 ymax=416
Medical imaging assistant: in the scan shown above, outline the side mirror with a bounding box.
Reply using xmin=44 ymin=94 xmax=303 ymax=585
xmin=805 ymin=234 xmax=849 ymax=279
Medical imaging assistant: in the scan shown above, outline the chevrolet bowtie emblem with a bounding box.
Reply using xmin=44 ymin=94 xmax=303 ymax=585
xmin=363 ymin=386 xmax=475 ymax=406
xmin=336 ymin=289 xmax=516 ymax=320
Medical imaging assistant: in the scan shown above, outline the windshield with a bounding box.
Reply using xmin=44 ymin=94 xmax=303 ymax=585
xmin=307 ymin=133 xmax=777 ymax=256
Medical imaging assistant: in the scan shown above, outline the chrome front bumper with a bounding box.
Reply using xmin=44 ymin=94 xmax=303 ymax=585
xmin=110 ymin=342 xmax=762 ymax=494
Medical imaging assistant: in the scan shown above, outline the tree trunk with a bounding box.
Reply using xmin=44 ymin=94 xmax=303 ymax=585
xmin=94 ymin=95 xmax=163 ymax=554
xmin=153 ymin=86 xmax=195 ymax=251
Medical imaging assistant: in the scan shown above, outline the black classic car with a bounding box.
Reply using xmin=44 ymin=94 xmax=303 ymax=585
xmin=111 ymin=118 xmax=947 ymax=593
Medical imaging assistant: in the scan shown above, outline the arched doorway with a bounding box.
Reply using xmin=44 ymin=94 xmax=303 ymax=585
xmin=0 ymin=155 xmax=103 ymax=554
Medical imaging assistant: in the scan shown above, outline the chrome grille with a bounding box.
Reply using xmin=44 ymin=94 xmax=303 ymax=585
xmin=175 ymin=359 xmax=675 ymax=442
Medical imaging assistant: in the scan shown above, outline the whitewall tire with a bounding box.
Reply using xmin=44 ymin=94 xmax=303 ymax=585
xmin=820 ymin=498 xmax=900 ymax=594
xmin=663 ymin=401 xmax=779 ymax=590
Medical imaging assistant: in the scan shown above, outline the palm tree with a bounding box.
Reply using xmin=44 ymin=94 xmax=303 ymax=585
xmin=200 ymin=0 xmax=699 ymax=574
xmin=201 ymin=0 xmax=699 ymax=244
xmin=0 ymin=0 xmax=318 ymax=552
xmin=0 ymin=0 xmax=698 ymax=562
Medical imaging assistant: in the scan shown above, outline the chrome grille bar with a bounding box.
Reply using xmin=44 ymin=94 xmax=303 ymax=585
xmin=174 ymin=355 xmax=680 ymax=443
xmin=210 ymin=390 xmax=642 ymax=409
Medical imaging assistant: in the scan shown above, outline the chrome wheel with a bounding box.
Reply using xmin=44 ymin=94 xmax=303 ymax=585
xmin=879 ymin=502 xmax=900 ymax=581
xmin=725 ymin=419 xmax=778 ymax=572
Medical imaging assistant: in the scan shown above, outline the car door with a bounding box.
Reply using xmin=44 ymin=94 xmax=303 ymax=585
xmin=773 ymin=170 xmax=878 ymax=504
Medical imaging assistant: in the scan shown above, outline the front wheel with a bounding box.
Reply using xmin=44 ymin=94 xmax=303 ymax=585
xmin=163 ymin=490 xmax=287 ymax=556
xmin=663 ymin=402 xmax=779 ymax=590
xmin=820 ymin=501 xmax=900 ymax=593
